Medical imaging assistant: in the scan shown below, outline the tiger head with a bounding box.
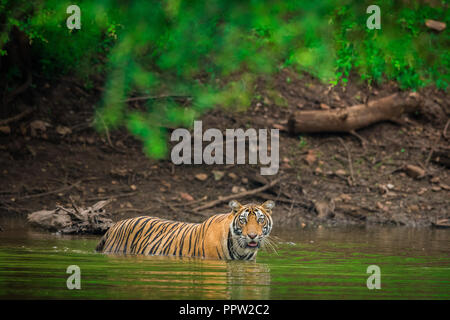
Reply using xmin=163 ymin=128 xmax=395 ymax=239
xmin=228 ymin=200 xmax=275 ymax=251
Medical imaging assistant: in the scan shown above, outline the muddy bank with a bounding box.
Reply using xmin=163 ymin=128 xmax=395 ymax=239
xmin=0 ymin=69 xmax=449 ymax=231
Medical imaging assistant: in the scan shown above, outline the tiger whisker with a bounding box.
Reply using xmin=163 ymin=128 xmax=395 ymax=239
xmin=261 ymin=237 xmax=278 ymax=255
xmin=262 ymin=237 xmax=278 ymax=252
xmin=263 ymin=241 xmax=278 ymax=255
xmin=265 ymin=236 xmax=279 ymax=247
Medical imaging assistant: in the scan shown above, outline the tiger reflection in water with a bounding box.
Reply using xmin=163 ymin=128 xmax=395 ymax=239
xmin=103 ymin=254 xmax=271 ymax=299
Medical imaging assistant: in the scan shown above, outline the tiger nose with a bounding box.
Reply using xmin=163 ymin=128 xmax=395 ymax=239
xmin=248 ymin=233 xmax=257 ymax=239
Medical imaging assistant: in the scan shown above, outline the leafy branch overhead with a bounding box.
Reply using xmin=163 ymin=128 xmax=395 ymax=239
xmin=1 ymin=0 xmax=448 ymax=158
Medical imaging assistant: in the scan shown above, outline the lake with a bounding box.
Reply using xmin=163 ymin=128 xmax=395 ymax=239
xmin=0 ymin=223 xmax=449 ymax=299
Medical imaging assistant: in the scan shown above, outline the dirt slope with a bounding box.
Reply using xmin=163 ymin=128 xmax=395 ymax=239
xmin=0 ymin=69 xmax=449 ymax=231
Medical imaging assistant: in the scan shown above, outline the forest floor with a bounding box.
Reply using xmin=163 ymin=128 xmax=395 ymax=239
xmin=0 ymin=69 xmax=449 ymax=231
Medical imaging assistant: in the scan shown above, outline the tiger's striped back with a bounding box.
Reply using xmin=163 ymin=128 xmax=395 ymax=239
xmin=97 ymin=214 xmax=232 ymax=259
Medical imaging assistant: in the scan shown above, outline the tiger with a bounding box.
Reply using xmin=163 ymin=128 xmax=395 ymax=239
xmin=95 ymin=200 xmax=275 ymax=260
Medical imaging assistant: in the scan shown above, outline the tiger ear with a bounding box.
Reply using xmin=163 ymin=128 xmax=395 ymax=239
xmin=229 ymin=200 xmax=243 ymax=214
xmin=261 ymin=200 xmax=275 ymax=214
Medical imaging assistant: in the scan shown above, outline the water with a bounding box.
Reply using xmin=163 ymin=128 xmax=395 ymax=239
xmin=0 ymin=225 xmax=449 ymax=299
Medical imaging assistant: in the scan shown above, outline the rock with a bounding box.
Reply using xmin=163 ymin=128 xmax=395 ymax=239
xmin=231 ymin=186 xmax=246 ymax=193
xmin=384 ymin=191 xmax=397 ymax=198
xmin=336 ymin=193 xmax=351 ymax=202
xmin=390 ymin=213 xmax=409 ymax=226
xmin=0 ymin=125 xmax=11 ymax=134
xmin=110 ymin=168 xmax=129 ymax=178
xmin=417 ymin=187 xmax=427 ymax=195
xmin=430 ymin=176 xmax=440 ymax=184
xmin=28 ymin=209 xmax=72 ymax=231
xmin=314 ymin=199 xmax=335 ymax=220
xmin=116 ymin=140 xmax=125 ymax=148
xmin=29 ymin=120 xmax=51 ymax=137
xmin=195 ymin=173 xmax=208 ymax=181
xmin=425 ymin=19 xmax=446 ymax=32
xmin=376 ymin=202 xmax=389 ymax=212
xmin=212 ymin=170 xmax=225 ymax=181
xmin=56 ymin=125 xmax=72 ymax=136
xmin=305 ymin=150 xmax=317 ymax=165
xmin=86 ymin=136 xmax=95 ymax=144
xmin=228 ymin=172 xmax=238 ymax=180
xmin=378 ymin=185 xmax=387 ymax=194
xmin=180 ymin=192 xmax=194 ymax=201
xmin=404 ymin=164 xmax=425 ymax=179
xmin=161 ymin=180 xmax=171 ymax=189
xmin=439 ymin=183 xmax=450 ymax=191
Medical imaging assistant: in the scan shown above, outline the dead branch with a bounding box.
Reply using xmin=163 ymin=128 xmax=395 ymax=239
xmin=443 ymin=118 xmax=450 ymax=140
xmin=425 ymin=135 xmax=441 ymax=168
xmin=0 ymin=108 xmax=33 ymax=126
xmin=3 ymin=72 xmax=32 ymax=106
xmin=193 ymin=177 xmax=282 ymax=212
xmin=17 ymin=180 xmax=83 ymax=200
xmin=28 ymin=199 xmax=113 ymax=234
xmin=288 ymin=92 xmax=422 ymax=134
xmin=97 ymin=114 xmax=126 ymax=154
xmin=256 ymin=192 xmax=312 ymax=210
xmin=337 ymin=137 xmax=355 ymax=184
xmin=86 ymin=191 xmax=138 ymax=202
xmin=8 ymin=177 xmax=99 ymax=201
xmin=122 ymin=94 xmax=192 ymax=103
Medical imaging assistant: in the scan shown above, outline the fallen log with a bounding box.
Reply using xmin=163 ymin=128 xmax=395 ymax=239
xmin=431 ymin=219 xmax=450 ymax=229
xmin=27 ymin=200 xmax=113 ymax=234
xmin=288 ymin=92 xmax=422 ymax=134
xmin=193 ymin=177 xmax=282 ymax=213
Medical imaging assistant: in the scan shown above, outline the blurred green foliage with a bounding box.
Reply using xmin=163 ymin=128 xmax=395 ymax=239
xmin=1 ymin=0 xmax=449 ymax=158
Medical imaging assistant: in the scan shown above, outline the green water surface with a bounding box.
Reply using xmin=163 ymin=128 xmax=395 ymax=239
xmin=0 ymin=226 xmax=449 ymax=299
